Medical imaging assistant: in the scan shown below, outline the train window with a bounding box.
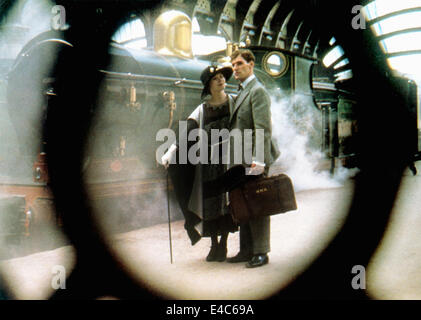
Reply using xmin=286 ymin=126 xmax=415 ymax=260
xmin=262 ymin=52 xmax=288 ymax=77
xmin=111 ymin=18 xmax=147 ymax=49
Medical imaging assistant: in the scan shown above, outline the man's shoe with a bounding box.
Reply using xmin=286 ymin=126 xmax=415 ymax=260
xmin=245 ymin=254 xmax=269 ymax=268
xmin=409 ymin=163 xmax=417 ymax=176
xmin=226 ymin=251 xmax=252 ymax=263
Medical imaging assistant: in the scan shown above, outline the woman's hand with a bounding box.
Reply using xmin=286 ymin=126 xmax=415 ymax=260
xmin=161 ymin=144 xmax=177 ymax=169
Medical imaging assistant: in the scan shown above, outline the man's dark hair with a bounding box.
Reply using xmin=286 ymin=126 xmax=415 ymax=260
xmin=231 ymin=49 xmax=255 ymax=63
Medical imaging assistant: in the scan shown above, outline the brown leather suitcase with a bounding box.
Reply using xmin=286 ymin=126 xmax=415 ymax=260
xmin=229 ymin=174 xmax=297 ymax=224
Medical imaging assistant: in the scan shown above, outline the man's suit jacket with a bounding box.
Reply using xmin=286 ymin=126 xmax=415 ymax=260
xmin=229 ymin=77 xmax=280 ymax=169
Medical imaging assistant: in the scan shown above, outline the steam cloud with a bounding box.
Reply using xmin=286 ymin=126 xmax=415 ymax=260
xmin=269 ymin=90 xmax=358 ymax=192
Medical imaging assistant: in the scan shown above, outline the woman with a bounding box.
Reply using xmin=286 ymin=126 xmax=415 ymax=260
xmin=162 ymin=65 xmax=237 ymax=262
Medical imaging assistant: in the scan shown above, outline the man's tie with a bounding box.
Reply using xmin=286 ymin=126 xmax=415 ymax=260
xmin=238 ymin=84 xmax=243 ymax=92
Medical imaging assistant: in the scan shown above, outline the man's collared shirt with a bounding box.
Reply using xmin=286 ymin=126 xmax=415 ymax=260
xmin=239 ymin=74 xmax=256 ymax=91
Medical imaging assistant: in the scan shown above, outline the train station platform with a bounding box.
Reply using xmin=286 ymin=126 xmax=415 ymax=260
xmin=0 ymin=163 xmax=421 ymax=300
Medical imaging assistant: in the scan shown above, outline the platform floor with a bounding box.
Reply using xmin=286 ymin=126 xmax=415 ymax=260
xmin=1 ymin=164 xmax=421 ymax=300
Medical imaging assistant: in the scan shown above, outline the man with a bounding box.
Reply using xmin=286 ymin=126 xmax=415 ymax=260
xmin=227 ymin=49 xmax=280 ymax=268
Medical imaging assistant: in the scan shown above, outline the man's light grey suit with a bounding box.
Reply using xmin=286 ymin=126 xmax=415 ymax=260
xmin=229 ymin=76 xmax=280 ymax=255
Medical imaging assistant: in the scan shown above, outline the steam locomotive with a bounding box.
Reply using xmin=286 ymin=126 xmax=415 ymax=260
xmin=0 ymin=10 xmax=355 ymax=243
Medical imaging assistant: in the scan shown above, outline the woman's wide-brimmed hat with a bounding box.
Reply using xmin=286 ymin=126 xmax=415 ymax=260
xmin=200 ymin=64 xmax=233 ymax=99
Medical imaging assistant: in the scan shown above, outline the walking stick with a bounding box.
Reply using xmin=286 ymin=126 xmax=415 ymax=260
xmin=166 ymin=172 xmax=173 ymax=264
